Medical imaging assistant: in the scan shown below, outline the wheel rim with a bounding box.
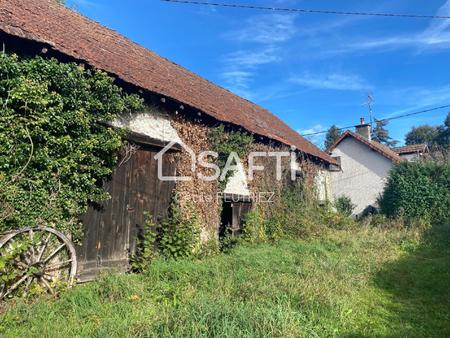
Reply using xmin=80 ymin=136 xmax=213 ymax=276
xmin=0 ymin=227 xmax=77 ymax=299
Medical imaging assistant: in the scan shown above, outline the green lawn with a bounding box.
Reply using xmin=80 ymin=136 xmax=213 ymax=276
xmin=1 ymin=225 xmax=449 ymax=337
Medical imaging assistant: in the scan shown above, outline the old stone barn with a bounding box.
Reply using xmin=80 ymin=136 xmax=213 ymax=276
xmin=0 ymin=0 xmax=335 ymax=280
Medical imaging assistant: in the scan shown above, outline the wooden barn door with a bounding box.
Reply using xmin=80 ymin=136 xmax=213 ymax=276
xmin=77 ymin=145 xmax=176 ymax=281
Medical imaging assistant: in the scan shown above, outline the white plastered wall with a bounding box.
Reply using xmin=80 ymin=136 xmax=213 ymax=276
xmin=112 ymin=111 xmax=182 ymax=144
xmin=330 ymin=137 xmax=393 ymax=215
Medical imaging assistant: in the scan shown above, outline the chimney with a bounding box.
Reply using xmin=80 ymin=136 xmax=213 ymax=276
xmin=355 ymin=117 xmax=371 ymax=141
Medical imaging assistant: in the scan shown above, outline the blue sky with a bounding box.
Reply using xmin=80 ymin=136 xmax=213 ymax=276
xmin=67 ymin=0 xmax=450 ymax=148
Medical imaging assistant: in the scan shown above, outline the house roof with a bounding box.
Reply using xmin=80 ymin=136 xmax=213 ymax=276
xmin=0 ymin=0 xmax=334 ymax=165
xmin=392 ymin=144 xmax=428 ymax=155
xmin=328 ymin=130 xmax=402 ymax=163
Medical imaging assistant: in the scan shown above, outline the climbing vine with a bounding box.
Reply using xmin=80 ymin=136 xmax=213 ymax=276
xmin=0 ymin=53 xmax=143 ymax=239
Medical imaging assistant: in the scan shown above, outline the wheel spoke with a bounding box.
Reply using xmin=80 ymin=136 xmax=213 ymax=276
xmin=23 ymin=276 xmax=35 ymax=295
xmin=38 ymin=277 xmax=55 ymax=295
xmin=43 ymin=243 xmax=65 ymax=264
xmin=29 ymin=229 xmax=36 ymax=262
xmin=0 ymin=283 xmax=6 ymax=299
xmin=37 ymin=232 xmax=52 ymax=262
xmin=1 ymin=273 xmax=29 ymax=299
xmin=44 ymin=259 xmax=72 ymax=272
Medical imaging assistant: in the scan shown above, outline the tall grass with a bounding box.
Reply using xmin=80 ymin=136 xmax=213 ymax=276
xmin=1 ymin=224 xmax=449 ymax=337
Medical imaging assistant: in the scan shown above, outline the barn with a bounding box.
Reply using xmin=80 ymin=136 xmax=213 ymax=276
xmin=0 ymin=0 xmax=335 ymax=281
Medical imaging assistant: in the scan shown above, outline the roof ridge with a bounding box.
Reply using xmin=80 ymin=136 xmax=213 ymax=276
xmin=329 ymin=130 xmax=401 ymax=163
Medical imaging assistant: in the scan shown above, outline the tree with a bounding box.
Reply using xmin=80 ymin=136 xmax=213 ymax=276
xmin=324 ymin=125 xmax=342 ymax=150
xmin=436 ymin=112 xmax=450 ymax=148
xmin=405 ymin=125 xmax=440 ymax=147
xmin=372 ymin=119 xmax=398 ymax=147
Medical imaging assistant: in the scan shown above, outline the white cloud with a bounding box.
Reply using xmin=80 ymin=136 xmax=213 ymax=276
xmin=289 ymin=72 xmax=371 ymax=91
xmin=224 ymin=14 xmax=297 ymax=44
xmin=223 ymin=47 xmax=281 ymax=68
xmin=342 ymin=0 xmax=450 ymax=53
xmin=379 ymin=84 xmax=450 ymax=117
xmin=220 ymin=47 xmax=283 ymax=99
xmin=219 ymin=13 xmax=298 ymax=98
xmin=298 ymin=124 xmax=326 ymax=148
xmin=219 ymin=70 xmax=254 ymax=99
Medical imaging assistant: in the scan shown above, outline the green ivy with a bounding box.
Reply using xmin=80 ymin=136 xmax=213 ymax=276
xmin=0 ymin=238 xmax=33 ymax=290
xmin=0 ymin=53 xmax=143 ymax=238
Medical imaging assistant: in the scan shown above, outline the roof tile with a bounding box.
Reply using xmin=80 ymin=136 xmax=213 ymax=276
xmin=0 ymin=0 xmax=334 ymax=164
xmin=392 ymin=144 xmax=428 ymax=155
xmin=329 ymin=131 xmax=402 ymax=163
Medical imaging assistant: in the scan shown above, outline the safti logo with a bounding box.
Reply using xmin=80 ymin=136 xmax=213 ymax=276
xmin=155 ymin=141 xmax=299 ymax=182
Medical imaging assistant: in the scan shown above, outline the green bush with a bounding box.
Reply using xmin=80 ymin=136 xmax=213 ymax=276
xmin=159 ymin=200 xmax=200 ymax=260
xmin=131 ymin=213 xmax=159 ymax=272
xmin=242 ymin=209 xmax=268 ymax=244
xmin=131 ymin=198 xmax=201 ymax=270
xmin=334 ymin=195 xmax=356 ymax=217
xmin=378 ymin=160 xmax=450 ymax=224
xmin=0 ymin=53 xmax=143 ymax=237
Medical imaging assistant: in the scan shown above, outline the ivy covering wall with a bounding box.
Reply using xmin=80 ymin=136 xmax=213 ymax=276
xmin=0 ymin=54 xmax=143 ymax=239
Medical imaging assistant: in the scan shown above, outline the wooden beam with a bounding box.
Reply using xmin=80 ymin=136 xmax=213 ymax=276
xmin=125 ymin=131 xmax=182 ymax=151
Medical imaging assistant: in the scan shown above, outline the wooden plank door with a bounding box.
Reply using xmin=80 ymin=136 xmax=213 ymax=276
xmin=77 ymin=146 xmax=176 ymax=281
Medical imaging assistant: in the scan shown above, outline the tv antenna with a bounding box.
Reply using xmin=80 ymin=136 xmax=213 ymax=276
xmin=367 ymin=93 xmax=374 ymax=126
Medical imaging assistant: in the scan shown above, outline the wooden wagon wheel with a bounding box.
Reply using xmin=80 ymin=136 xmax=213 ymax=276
xmin=0 ymin=227 xmax=77 ymax=299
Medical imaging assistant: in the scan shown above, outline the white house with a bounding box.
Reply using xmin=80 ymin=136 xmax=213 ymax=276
xmin=328 ymin=119 xmax=402 ymax=216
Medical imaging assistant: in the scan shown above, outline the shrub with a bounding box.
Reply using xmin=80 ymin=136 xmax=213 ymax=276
xmin=242 ymin=209 xmax=268 ymax=244
xmin=334 ymin=195 xmax=355 ymax=217
xmin=159 ymin=200 xmax=200 ymax=260
xmin=242 ymin=182 xmax=355 ymax=244
xmin=378 ymin=160 xmax=450 ymax=224
xmin=131 ymin=213 xmax=158 ymax=272
xmin=131 ymin=198 xmax=201 ymax=270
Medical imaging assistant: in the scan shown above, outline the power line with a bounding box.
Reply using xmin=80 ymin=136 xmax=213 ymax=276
xmin=161 ymin=0 xmax=450 ymax=20
xmin=301 ymin=104 xmax=450 ymax=137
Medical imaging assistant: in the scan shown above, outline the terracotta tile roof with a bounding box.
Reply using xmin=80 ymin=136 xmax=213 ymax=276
xmin=0 ymin=0 xmax=334 ymax=164
xmin=392 ymin=144 xmax=428 ymax=155
xmin=328 ymin=130 xmax=402 ymax=163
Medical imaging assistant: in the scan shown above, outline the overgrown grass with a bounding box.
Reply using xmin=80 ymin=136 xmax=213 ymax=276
xmin=1 ymin=224 xmax=449 ymax=337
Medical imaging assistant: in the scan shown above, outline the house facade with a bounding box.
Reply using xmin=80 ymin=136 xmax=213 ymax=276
xmin=0 ymin=0 xmax=335 ymax=279
xmin=328 ymin=120 xmax=401 ymax=216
